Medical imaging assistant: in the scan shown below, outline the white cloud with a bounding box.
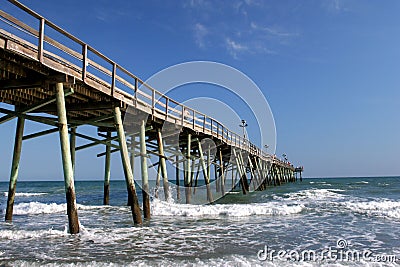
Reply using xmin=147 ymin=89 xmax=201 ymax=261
xmin=186 ymin=0 xmax=299 ymax=59
xmin=225 ymin=38 xmax=248 ymax=59
xmin=243 ymin=0 xmax=263 ymax=7
xmin=323 ymin=0 xmax=350 ymax=13
xmin=184 ymin=0 xmax=210 ymax=9
xmin=193 ymin=23 xmax=208 ymax=48
xmin=251 ymin=22 xmax=298 ymax=38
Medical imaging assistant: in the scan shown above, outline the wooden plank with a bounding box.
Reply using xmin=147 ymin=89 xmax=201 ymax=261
xmin=0 ymin=9 xmax=38 ymax=36
xmin=0 ymin=37 xmax=6 ymax=49
xmin=6 ymin=39 xmax=37 ymax=60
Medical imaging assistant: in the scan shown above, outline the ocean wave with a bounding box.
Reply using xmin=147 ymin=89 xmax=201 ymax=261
xmin=355 ymin=181 xmax=369 ymax=184
xmin=11 ymin=202 xmax=67 ymax=215
xmin=345 ymin=200 xmax=400 ymax=219
xmin=2 ymin=192 xmax=47 ymax=197
xmin=0 ymin=202 xmax=111 ymax=216
xmin=7 ymin=256 xmax=397 ymax=267
xmin=0 ymin=228 xmax=67 ymax=240
xmin=151 ymin=199 xmax=304 ymax=217
xmin=281 ymin=189 xmax=345 ymax=201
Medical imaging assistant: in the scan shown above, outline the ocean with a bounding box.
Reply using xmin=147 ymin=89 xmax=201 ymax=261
xmin=0 ymin=177 xmax=399 ymax=266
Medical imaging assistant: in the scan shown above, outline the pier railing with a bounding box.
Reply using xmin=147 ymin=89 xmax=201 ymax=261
xmin=0 ymin=0 xmax=291 ymax=167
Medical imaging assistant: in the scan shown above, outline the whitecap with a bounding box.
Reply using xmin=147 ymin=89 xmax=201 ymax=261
xmin=282 ymin=189 xmax=345 ymax=201
xmin=12 ymin=202 xmax=66 ymax=215
xmin=151 ymin=199 xmax=304 ymax=217
xmin=345 ymin=200 xmax=400 ymax=219
xmin=0 ymin=228 xmax=67 ymax=240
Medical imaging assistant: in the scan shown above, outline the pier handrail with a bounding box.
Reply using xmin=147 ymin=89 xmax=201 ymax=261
xmin=0 ymin=0 xmax=293 ymax=169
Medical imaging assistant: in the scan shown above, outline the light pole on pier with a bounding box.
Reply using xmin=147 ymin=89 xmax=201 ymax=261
xmin=239 ymin=119 xmax=248 ymax=139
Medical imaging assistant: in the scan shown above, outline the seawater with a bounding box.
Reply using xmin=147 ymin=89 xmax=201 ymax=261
xmin=0 ymin=177 xmax=399 ymax=266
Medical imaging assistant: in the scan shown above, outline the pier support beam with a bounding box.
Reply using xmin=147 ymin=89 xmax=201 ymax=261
xmin=55 ymin=83 xmax=79 ymax=234
xmin=219 ymin=149 xmax=225 ymax=195
xmin=5 ymin=117 xmax=25 ymax=222
xmin=70 ymin=127 xmax=76 ymax=171
xmin=140 ymin=119 xmax=151 ymax=219
xmin=197 ymin=140 xmax=213 ymax=203
xmin=157 ymin=129 xmax=170 ymax=201
xmin=103 ymin=131 xmax=111 ymax=205
xmin=127 ymin=136 xmax=135 ymax=206
xmin=184 ymin=134 xmax=191 ymax=204
xmin=176 ymin=155 xmax=180 ymax=200
xmin=114 ymin=106 xmax=142 ymax=224
xmin=234 ymin=149 xmax=249 ymax=194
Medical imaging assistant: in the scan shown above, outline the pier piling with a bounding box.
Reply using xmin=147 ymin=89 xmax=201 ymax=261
xmin=56 ymin=83 xmax=79 ymax=234
xmin=103 ymin=131 xmax=111 ymax=205
xmin=185 ymin=134 xmax=192 ymax=204
xmin=197 ymin=140 xmax=213 ymax=203
xmin=156 ymin=129 xmax=169 ymax=201
xmin=5 ymin=117 xmax=25 ymax=222
xmin=140 ymin=120 xmax=151 ymax=219
xmin=114 ymin=106 xmax=142 ymax=225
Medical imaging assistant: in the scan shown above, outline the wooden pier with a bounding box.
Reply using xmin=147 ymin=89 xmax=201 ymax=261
xmin=0 ymin=1 xmax=302 ymax=234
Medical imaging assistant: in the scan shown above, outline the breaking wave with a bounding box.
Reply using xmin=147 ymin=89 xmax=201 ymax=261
xmin=151 ymin=199 xmax=304 ymax=217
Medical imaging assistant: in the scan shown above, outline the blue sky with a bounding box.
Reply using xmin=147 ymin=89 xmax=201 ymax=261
xmin=1 ymin=0 xmax=400 ymax=180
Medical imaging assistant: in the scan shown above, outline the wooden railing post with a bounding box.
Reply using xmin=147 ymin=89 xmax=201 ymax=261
xmin=192 ymin=110 xmax=196 ymax=129
xmin=38 ymin=18 xmax=45 ymax=62
xmin=152 ymin=90 xmax=155 ymax=117
xmin=82 ymin=44 xmax=87 ymax=82
xmin=111 ymin=63 xmax=116 ymax=96
xmin=181 ymin=106 xmax=184 ymax=126
xmin=165 ymin=98 xmax=169 ymax=120
xmin=134 ymin=78 xmax=138 ymax=107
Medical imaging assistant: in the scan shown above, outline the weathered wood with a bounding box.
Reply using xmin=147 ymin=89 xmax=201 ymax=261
xmin=38 ymin=18 xmax=44 ymax=62
xmin=140 ymin=119 xmax=150 ymax=219
xmin=127 ymin=136 xmax=135 ymax=206
xmin=192 ymin=160 xmax=201 ymax=195
xmin=157 ymin=129 xmax=170 ymax=201
xmin=218 ymin=149 xmax=225 ymax=195
xmin=5 ymin=117 xmax=25 ymax=222
xmin=55 ymin=82 xmax=79 ymax=234
xmin=185 ymin=134 xmax=191 ymax=204
xmin=233 ymin=149 xmax=248 ymax=195
xmin=176 ymin=155 xmax=180 ymax=200
xmin=103 ymin=131 xmax=111 ymax=205
xmin=0 ymin=88 xmax=73 ymax=125
xmin=197 ymin=140 xmax=213 ymax=203
xmin=0 ymin=78 xmax=44 ymax=90
xmin=155 ymin=162 xmax=161 ymax=199
xmin=70 ymin=127 xmax=76 ymax=171
xmin=22 ymin=127 xmax=58 ymax=140
xmin=113 ymin=106 xmax=142 ymax=224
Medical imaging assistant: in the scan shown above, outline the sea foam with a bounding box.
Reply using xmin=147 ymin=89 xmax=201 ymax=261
xmin=0 ymin=202 xmax=109 ymax=215
xmin=151 ymin=199 xmax=304 ymax=217
xmin=2 ymin=192 xmax=47 ymax=197
xmin=281 ymin=188 xmax=345 ymax=201
xmin=0 ymin=228 xmax=67 ymax=240
xmin=345 ymin=200 xmax=400 ymax=219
